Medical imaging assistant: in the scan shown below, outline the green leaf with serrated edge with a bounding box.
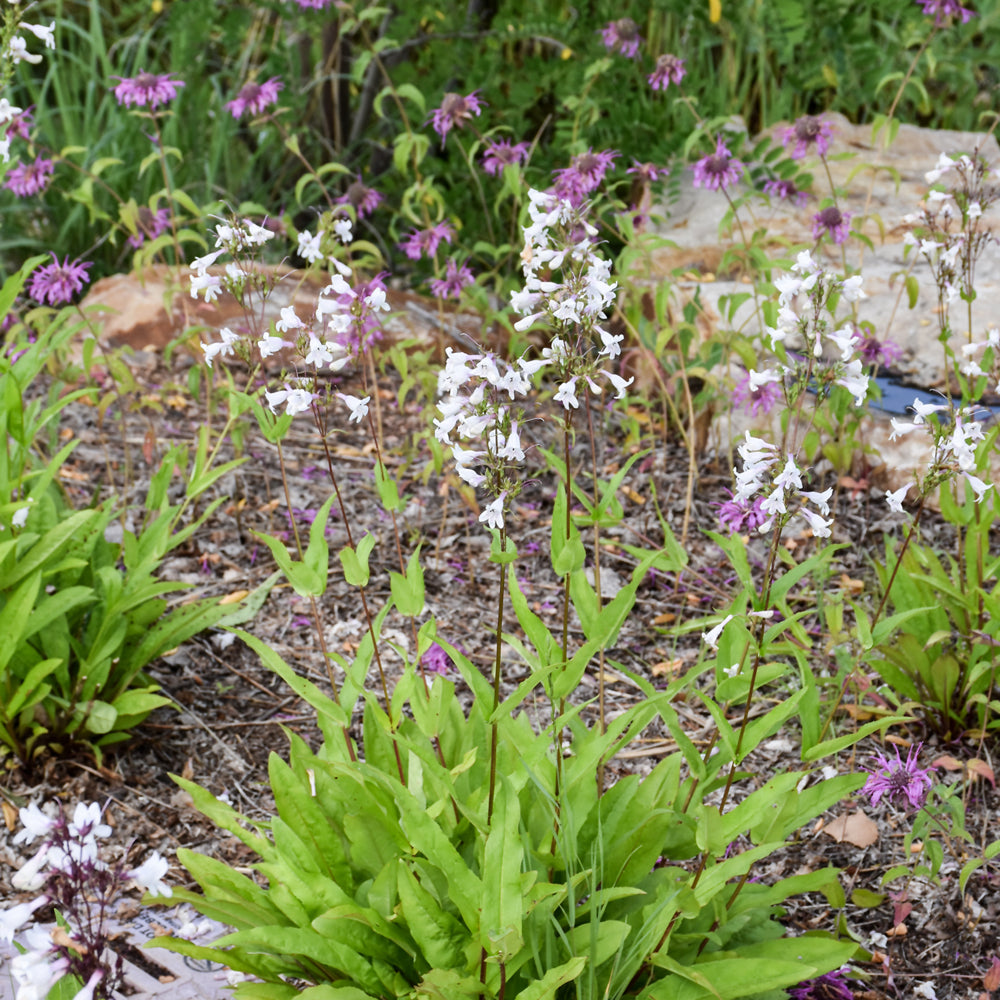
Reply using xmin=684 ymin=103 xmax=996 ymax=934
xmin=218 ymin=926 xmax=383 ymax=993
xmin=175 ymin=850 xmax=284 ymax=925
xmin=171 ymin=779 xmax=273 ymax=857
xmin=150 ymin=932 xmax=283 ymax=980
xmin=396 ymin=862 xmax=467 ymax=967
xmin=269 ymin=754 xmax=348 ymax=883
xmin=801 ymin=715 xmax=907 ymax=760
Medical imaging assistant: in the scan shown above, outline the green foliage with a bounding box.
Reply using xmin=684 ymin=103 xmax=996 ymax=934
xmin=867 ymin=490 xmax=1000 ymax=740
xmin=0 ymin=268 xmax=249 ymax=763
xmin=160 ymin=506 xmax=858 ymax=999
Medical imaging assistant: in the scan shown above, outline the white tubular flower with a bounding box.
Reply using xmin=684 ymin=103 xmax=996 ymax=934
xmin=0 ymin=897 xmax=46 ymax=945
xmin=598 ymin=327 xmax=624 ymax=358
xmin=702 ymin=614 xmax=734 ymax=652
xmin=264 ymin=388 xmax=288 ymax=413
xmin=297 ymin=230 xmax=323 ymax=264
xmin=304 ymin=334 xmax=335 ymax=368
xmin=840 ymin=275 xmax=866 ymax=302
xmin=554 ymin=377 xmax=579 ymax=409
xmin=773 ymin=455 xmax=803 ymax=492
xmin=835 ymin=359 xmax=869 ymax=406
xmin=22 ymin=21 xmax=55 ymax=48
xmin=964 ymin=472 xmax=991 ymax=502
xmin=283 ymin=389 xmax=314 ymax=416
xmin=69 ymin=803 xmax=111 ymax=840
xmin=0 ymin=97 xmax=23 ymax=123
xmin=338 ymin=393 xmax=370 ymax=423
xmin=801 ymin=487 xmax=833 ymax=515
xmin=8 ymin=36 xmax=42 ymax=64
xmin=128 ymin=853 xmax=172 ymax=897
xmin=800 ymin=507 xmax=833 ymax=538
xmin=258 ymin=335 xmax=286 ymax=358
xmin=479 ymin=494 xmax=506 ymax=530
xmin=203 ymin=327 xmax=240 ymax=368
xmin=276 ymin=306 xmax=304 ymax=334
xmin=605 ymin=371 xmax=634 ymax=398
xmin=189 ymin=271 xmax=222 ymax=302
xmin=364 ymin=286 xmax=388 ymax=312
xmin=14 ymin=804 xmax=55 ymax=845
xmin=455 ymin=463 xmax=486 ymax=487
xmin=885 ymin=483 xmax=912 ymax=512
xmin=12 ymin=846 xmax=50 ymax=891
xmin=333 ymin=218 xmax=353 ymax=243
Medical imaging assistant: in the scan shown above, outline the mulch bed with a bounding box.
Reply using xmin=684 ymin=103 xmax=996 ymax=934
xmin=2 ymin=317 xmax=998 ymax=1000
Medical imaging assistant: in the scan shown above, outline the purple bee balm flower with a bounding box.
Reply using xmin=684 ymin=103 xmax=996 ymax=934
xmin=783 ymin=114 xmax=834 ymax=160
xmin=863 ymin=743 xmax=934 ymax=810
xmin=3 ymin=105 xmax=33 ymax=141
xmin=600 ymin=17 xmax=643 ymax=58
xmin=226 ymin=77 xmax=283 ymax=119
xmin=812 ymin=205 xmax=851 ymax=244
xmin=916 ymin=0 xmax=975 ymax=24
xmin=693 ymin=137 xmax=744 ymax=192
xmin=763 ymin=177 xmax=809 ymax=207
xmin=428 ymin=90 xmax=484 ymax=145
xmin=28 ymin=253 xmax=92 ymax=306
xmin=481 ymin=138 xmax=530 ymax=177
xmin=112 ymin=70 xmax=185 ymax=109
xmin=733 ymin=371 xmax=782 ymax=416
xmin=397 ymin=221 xmax=454 ymax=260
xmin=429 ymin=258 xmax=474 ymax=299
xmin=4 ymin=155 xmax=53 ymax=197
xmin=552 ymin=147 xmax=618 ymax=205
xmin=335 ymin=176 xmax=383 ymax=219
xmin=858 ymin=332 xmax=903 ymax=369
xmin=715 ymin=492 xmax=769 ymax=535
xmin=421 ymin=642 xmax=452 ymax=676
xmin=788 ymin=968 xmax=855 ymax=1000
xmin=648 ymin=53 xmax=686 ymax=91
xmin=627 ymin=160 xmax=665 ymax=183
xmin=127 ymin=206 xmax=171 ymax=248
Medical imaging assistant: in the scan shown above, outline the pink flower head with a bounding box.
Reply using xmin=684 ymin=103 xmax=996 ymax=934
xmin=4 ymin=105 xmax=34 ymax=141
xmin=648 ymin=53 xmax=686 ymax=91
xmin=693 ymin=137 xmax=743 ymax=192
xmin=812 ymin=205 xmax=851 ymax=244
xmin=481 ymin=138 xmax=530 ymax=177
xmin=552 ymin=147 xmax=618 ymax=206
xmin=858 ymin=332 xmax=903 ymax=369
xmin=335 ymin=176 xmax=383 ymax=218
xmin=763 ymin=177 xmax=809 ymax=207
xmin=226 ymin=77 xmax=283 ymax=119
xmin=127 ymin=206 xmax=171 ymax=248
xmin=733 ymin=371 xmax=782 ymax=417
xmin=429 ymin=258 xmax=474 ymax=300
xmin=112 ymin=70 xmax=185 ymax=109
xmin=916 ymin=0 xmax=975 ymax=24
xmin=420 ymin=642 xmax=453 ymax=676
xmin=627 ymin=160 xmax=665 ymax=183
xmin=397 ymin=221 xmax=454 ymax=261
xmin=782 ymin=114 xmax=834 ymax=160
xmin=28 ymin=254 xmax=92 ymax=306
xmin=600 ymin=18 xmax=643 ymax=58
xmin=429 ymin=91 xmax=483 ymax=145
xmin=715 ymin=491 xmax=769 ymax=535
xmin=287 ymin=0 xmax=335 ymax=7
xmin=863 ymin=743 xmax=934 ymax=810
xmin=4 ymin=156 xmax=53 ymax=197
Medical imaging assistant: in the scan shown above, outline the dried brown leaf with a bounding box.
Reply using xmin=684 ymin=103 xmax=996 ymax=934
xmin=821 ymin=810 xmax=879 ymax=848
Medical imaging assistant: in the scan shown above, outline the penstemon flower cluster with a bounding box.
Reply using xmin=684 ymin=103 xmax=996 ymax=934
xmin=194 ymin=216 xmax=391 ymax=422
xmin=2 ymin=801 xmax=171 ymax=1000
